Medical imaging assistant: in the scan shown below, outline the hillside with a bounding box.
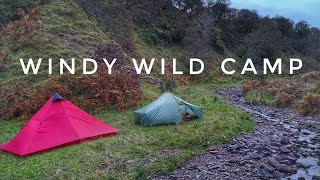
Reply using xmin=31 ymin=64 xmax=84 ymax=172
xmin=1 ymin=0 xmax=320 ymax=80
xmin=1 ymin=0 xmax=319 ymax=119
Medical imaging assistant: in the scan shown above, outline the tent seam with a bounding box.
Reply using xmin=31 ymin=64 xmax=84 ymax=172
xmin=169 ymin=93 xmax=184 ymax=124
xmin=60 ymin=101 xmax=82 ymax=140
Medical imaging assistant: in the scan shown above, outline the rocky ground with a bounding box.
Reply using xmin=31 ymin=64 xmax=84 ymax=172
xmin=155 ymin=85 xmax=320 ymax=180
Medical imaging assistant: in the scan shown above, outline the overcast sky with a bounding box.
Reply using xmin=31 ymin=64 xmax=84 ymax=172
xmin=229 ymin=0 xmax=320 ymax=27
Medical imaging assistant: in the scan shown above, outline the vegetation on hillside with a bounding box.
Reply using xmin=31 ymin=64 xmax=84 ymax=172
xmin=1 ymin=0 xmax=319 ymax=120
xmin=0 ymin=0 xmax=108 ymax=84
xmin=73 ymin=0 xmax=320 ymax=72
xmin=0 ymin=0 xmax=143 ymax=120
xmin=243 ymin=71 xmax=320 ymax=115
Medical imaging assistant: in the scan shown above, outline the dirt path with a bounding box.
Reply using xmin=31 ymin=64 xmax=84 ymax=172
xmin=155 ymin=85 xmax=320 ymax=180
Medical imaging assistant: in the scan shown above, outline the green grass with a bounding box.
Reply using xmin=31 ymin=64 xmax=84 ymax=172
xmin=244 ymin=89 xmax=275 ymax=106
xmin=0 ymin=82 xmax=254 ymax=179
xmin=0 ymin=0 xmax=109 ymax=86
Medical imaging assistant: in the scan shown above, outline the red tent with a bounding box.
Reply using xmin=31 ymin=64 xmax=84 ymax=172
xmin=0 ymin=93 xmax=118 ymax=156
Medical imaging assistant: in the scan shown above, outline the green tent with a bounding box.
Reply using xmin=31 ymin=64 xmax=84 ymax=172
xmin=134 ymin=93 xmax=203 ymax=126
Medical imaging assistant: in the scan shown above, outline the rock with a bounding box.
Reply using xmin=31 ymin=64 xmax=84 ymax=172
xmin=239 ymin=160 xmax=251 ymax=165
xmin=284 ymin=155 xmax=296 ymax=162
xmin=249 ymin=152 xmax=261 ymax=159
xmin=261 ymin=164 xmax=274 ymax=173
xmin=281 ymin=136 xmax=292 ymax=145
xmin=297 ymin=157 xmax=318 ymax=168
xmin=228 ymin=144 xmax=239 ymax=150
xmin=267 ymin=157 xmax=293 ymax=173
xmin=56 ymin=166 xmax=68 ymax=175
xmin=254 ymin=145 xmax=263 ymax=150
xmin=267 ymin=157 xmax=279 ymax=166
xmin=265 ymin=146 xmax=277 ymax=153
xmin=313 ymin=175 xmax=320 ymax=180
xmin=17 ymin=162 xmax=26 ymax=167
xmin=222 ymin=172 xmax=230 ymax=177
xmin=308 ymin=166 xmax=320 ymax=177
xmin=289 ymin=169 xmax=311 ymax=180
xmin=228 ymin=159 xmax=238 ymax=163
xmin=209 ymin=165 xmax=220 ymax=170
xmin=301 ymin=129 xmax=311 ymax=135
xmin=187 ymin=165 xmax=196 ymax=170
xmin=278 ymin=165 xmax=293 ymax=173
xmin=262 ymin=152 xmax=271 ymax=157
xmin=302 ymin=152 xmax=310 ymax=157
xmin=207 ymin=146 xmax=219 ymax=151
xmin=308 ymin=144 xmax=318 ymax=149
xmin=280 ymin=146 xmax=291 ymax=154
xmin=272 ymin=155 xmax=282 ymax=161
xmin=169 ymin=175 xmax=179 ymax=179
xmin=208 ymin=150 xmax=219 ymax=155
xmin=257 ymin=170 xmax=274 ymax=179
xmin=285 ymin=144 xmax=293 ymax=149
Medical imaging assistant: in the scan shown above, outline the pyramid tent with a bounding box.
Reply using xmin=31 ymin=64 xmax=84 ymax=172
xmin=0 ymin=93 xmax=118 ymax=156
xmin=134 ymin=93 xmax=203 ymax=126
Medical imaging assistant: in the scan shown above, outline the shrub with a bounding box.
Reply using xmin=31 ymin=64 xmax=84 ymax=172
xmin=0 ymin=51 xmax=11 ymax=70
xmin=74 ymin=0 xmax=135 ymax=51
xmin=45 ymin=67 xmax=142 ymax=111
xmin=159 ymin=80 xmax=177 ymax=92
xmin=274 ymin=92 xmax=293 ymax=107
xmin=243 ymin=72 xmax=320 ymax=115
xmin=313 ymin=82 xmax=320 ymax=93
xmin=157 ymin=63 xmax=189 ymax=92
xmin=209 ymin=29 xmax=226 ymax=54
xmin=244 ymin=89 xmax=275 ymax=106
xmin=242 ymin=80 xmax=264 ymax=93
xmin=92 ymin=42 xmax=127 ymax=66
xmin=0 ymin=66 xmax=142 ymax=120
xmin=0 ymin=7 xmax=43 ymax=50
xmin=92 ymin=42 xmax=141 ymax=87
xmin=139 ymin=29 xmax=159 ymax=45
xmin=301 ymin=71 xmax=320 ymax=83
xmin=0 ymin=81 xmax=45 ymax=120
xmin=242 ymin=84 xmax=251 ymax=94
xmin=0 ymin=0 xmax=44 ymax=26
xmin=297 ymin=93 xmax=320 ymax=115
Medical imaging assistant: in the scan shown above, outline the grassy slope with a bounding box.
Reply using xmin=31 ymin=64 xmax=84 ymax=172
xmin=0 ymin=0 xmax=108 ymax=86
xmin=0 ymin=82 xmax=254 ymax=179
